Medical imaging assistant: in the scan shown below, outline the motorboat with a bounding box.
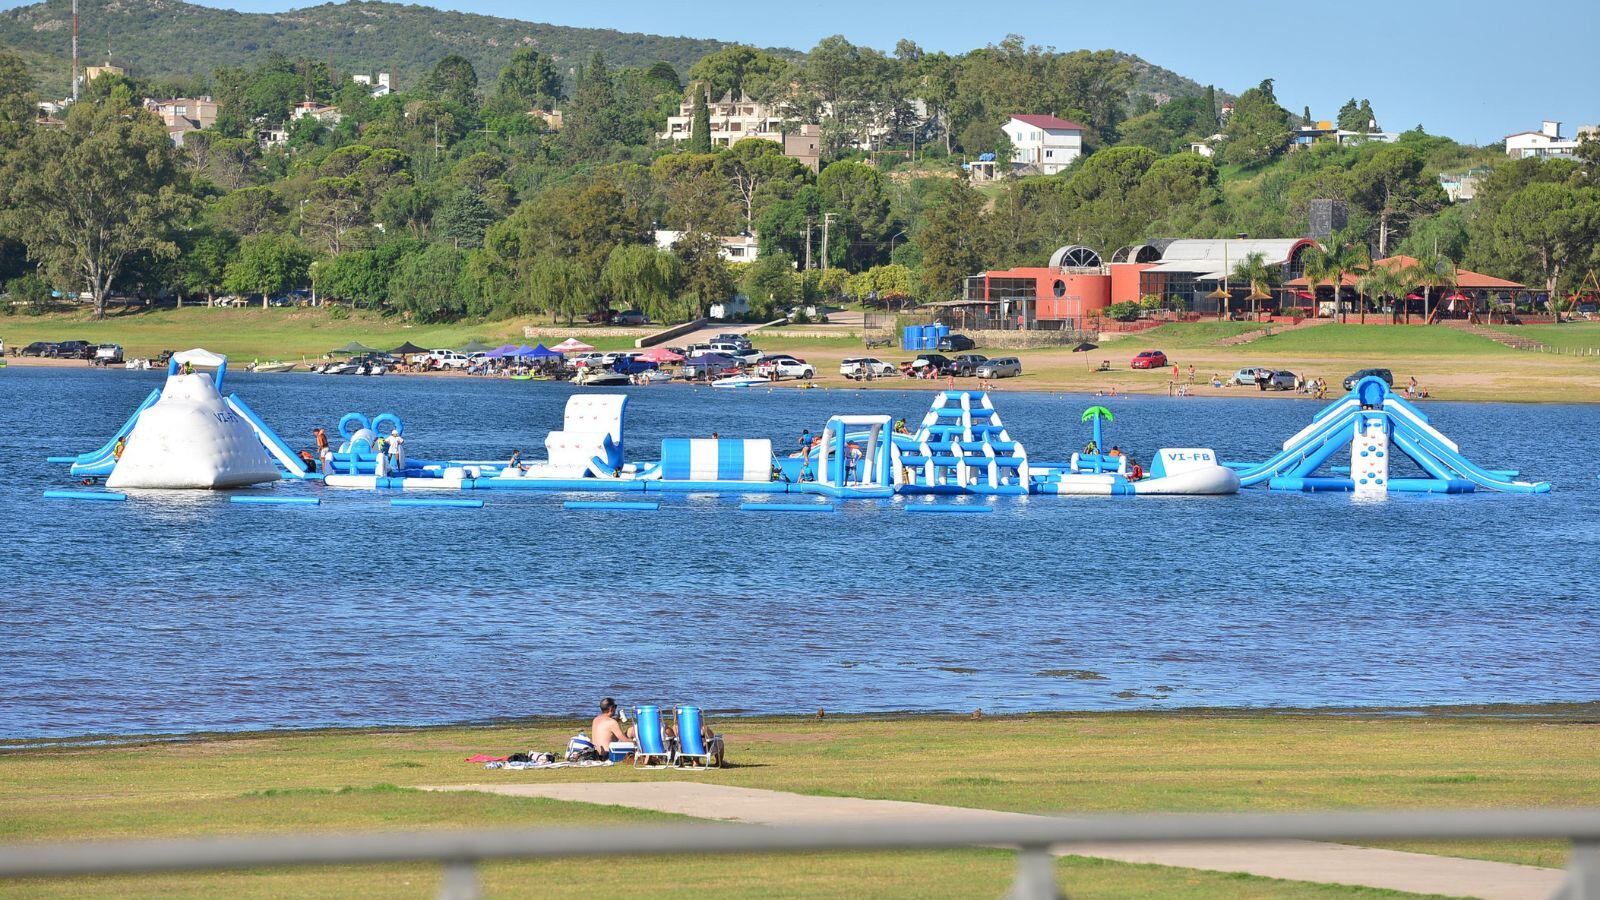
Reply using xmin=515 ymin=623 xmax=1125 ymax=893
xmin=711 ymin=375 xmax=767 ymax=389
xmin=124 ymin=358 xmax=153 ymax=371
xmin=575 ymin=368 xmax=631 ymax=386
xmin=247 ymin=360 xmax=297 ymax=373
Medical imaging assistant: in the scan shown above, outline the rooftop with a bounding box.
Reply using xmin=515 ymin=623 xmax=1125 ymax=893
xmin=1008 ymin=114 xmax=1087 ymax=132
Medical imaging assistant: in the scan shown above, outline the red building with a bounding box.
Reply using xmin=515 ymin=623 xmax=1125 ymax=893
xmin=960 ymin=246 xmax=1151 ymax=330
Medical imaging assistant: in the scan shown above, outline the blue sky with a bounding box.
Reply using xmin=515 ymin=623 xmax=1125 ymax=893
xmin=17 ymin=0 xmax=1598 ymax=142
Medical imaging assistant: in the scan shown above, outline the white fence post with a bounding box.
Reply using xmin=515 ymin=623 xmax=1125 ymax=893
xmin=1009 ymin=844 xmax=1060 ymax=900
xmin=438 ymin=859 xmax=480 ymax=900
xmin=1558 ymin=840 xmax=1600 ymax=900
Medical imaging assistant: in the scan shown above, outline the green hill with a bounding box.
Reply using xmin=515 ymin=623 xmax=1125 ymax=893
xmin=0 ymin=0 xmax=1217 ymax=103
xmin=0 ymin=0 xmax=743 ymax=95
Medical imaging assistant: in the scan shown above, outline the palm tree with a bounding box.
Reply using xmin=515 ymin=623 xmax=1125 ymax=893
xmin=1358 ymin=261 xmax=1415 ymax=325
xmin=1081 ymin=406 xmax=1113 ymax=452
xmin=1231 ymin=252 xmax=1277 ymax=319
xmin=1302 ymin=231 xmax=1371 ymax=323
xmin=1411 ymin=249 xmax=1456 ymax=325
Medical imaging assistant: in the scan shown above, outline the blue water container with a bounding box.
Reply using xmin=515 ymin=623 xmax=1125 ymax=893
xmin=920 ymin=324 xmax=939 ymax=349
xmin=936 ymin=323 xmax=950 ymax=343
xmin=902 ymin=325 xmax=919 ymax=351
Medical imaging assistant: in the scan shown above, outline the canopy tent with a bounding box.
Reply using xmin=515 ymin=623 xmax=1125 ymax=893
xmin=389 ymin=341 xmax=429 ymax=356
xmin=640 ymin=346 xmax=685 ymax=363
xmin=483 ymin=344 xmax=519 ymax=359
xmin=513 ymin=344 xmax=540 ymax=358
xmin=458 ymin=339 xmax=495 ymax=354
xmin=330 ymin=341 xmax=380 ymax=355
xmin=551 ymin=338 xmax=596 ymax=353
xmin=527 ymin=344 xmax=564 ymax=359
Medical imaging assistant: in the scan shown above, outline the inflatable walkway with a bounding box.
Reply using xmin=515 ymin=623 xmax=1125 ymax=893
xmin=894 ymin=392 xmax=1030 ymax=495
xmin=1230 ymin=377 xmax=1550 ymax=494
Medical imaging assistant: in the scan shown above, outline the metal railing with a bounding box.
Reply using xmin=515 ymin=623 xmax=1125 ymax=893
xmin=1 ymin=809 xmax=1597 ymax=899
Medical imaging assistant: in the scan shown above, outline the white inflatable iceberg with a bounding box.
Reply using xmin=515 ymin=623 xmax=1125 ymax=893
xmin=106 ymin=350 xmax=281 ymax=490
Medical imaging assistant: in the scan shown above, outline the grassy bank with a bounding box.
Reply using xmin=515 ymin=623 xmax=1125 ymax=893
xmin=3 ymin=706 xmax=1597 ymax=896
xmin=6 ymin=308 xmax=1600 ymax=403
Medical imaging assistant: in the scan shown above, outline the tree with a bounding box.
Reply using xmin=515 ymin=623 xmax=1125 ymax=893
xmin=176 ymin=231 xmax=235 ymax=306
xmin=1230 ymin=251 xmax=1278 ymax=318
xmin=912 ymin=180 xmax=988 ymax=300
xmin=688 ymin=46 xmax=787 ymax=100
xmin=1336 ymin=99 xmax=1364 ymax=133
xmin=565 ymin=51 xmax=621 ymax=156
xmin=495 ymin=47 xmax=562 ymax=110
xmin=1302 ymin=230 xmax=1370 ymax=323
xmin=1358 ymin=260 xmax=1416 ymax=324
xmin=671 ymin=231 xmax=735 ymax=316
xmin=1221 ymin=79 xmax=1292 ymax=167
xmin=0 ymin=98 xmax=196 ymax=318
xmin=525 ymin=255 xmax=595 ymax=323
xmin=741 ymin=250 xmax=799 ymax=317
xmin=435 ymin=189 xmax=496 ymax=249
xmin=689 ymin=88 xmax=712 ymax=154
xmin=315 ymin=249 xmax=389 ymax=309
xmin=1490 ymin=182 xmax=1600 ymax=319
xmin=224 ymin=233 xmax=314 ymax=307
xmin=1350 ymin=144 xmax=1442 ymax=255
xmin=388 ymin=243 xmax=467 ymax=321
xmin=716 ymin=138 xmax=808 ymax=231
xmin=817 ymin=160 xmax=893 ymax=269
xmin=424 ymin=54 xmax=480 ymax=110
xmin=1410 ymin=247 xmax=1456 ymax=324
xmin=301 ymin=177 xmax=370 ymax=254
xmin=600 ymin=244 xmax=682 ymax=322
xmin=211 ymin=187 xmax=286 ymax=239
xmin=0 ymin=50 xmax=36 ymax=153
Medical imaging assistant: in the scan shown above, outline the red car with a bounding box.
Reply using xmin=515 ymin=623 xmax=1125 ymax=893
xmin=1131 ymin=350 xmax=1169 ymax=369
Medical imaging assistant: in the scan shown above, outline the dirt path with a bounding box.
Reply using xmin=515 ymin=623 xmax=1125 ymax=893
xmin=428 ymin=782 xmax=1563 ymax=899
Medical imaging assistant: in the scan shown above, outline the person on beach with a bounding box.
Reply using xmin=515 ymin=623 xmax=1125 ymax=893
xmin=591 ymin=697 xmax=637 ymax=754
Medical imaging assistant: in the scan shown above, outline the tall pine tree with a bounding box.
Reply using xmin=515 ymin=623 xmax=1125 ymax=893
xmin=690 ymin=86 xmax=712 ymax=154
xmin=564 ymin=51 xmax=621 ymax=157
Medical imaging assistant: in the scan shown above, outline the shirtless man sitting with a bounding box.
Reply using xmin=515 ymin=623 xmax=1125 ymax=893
xmin=591 ymin=697 xmax=636 ymax=754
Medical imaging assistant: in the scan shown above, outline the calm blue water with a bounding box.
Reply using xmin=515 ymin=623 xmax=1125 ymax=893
xmin=1 ymin=367 xmax=1596 ymax=739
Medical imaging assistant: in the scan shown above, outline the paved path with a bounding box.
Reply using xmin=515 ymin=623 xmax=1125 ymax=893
xmin=428 ymin=782 xmax=1563 ymax=899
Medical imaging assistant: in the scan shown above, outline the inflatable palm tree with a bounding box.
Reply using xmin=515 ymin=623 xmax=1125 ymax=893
xmin=1081 ymin=406 xmax=1113 ymax=450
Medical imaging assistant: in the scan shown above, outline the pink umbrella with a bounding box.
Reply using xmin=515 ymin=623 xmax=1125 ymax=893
xmin=641 ymin=346 xmax=684 ymax=363
xmin=551 ymin=338 xmax=595 ymax=353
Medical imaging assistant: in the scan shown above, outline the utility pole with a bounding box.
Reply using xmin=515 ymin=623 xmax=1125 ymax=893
xmin=821 ymin=212 xmax=838 ymax=273
xmin=70 ymin=0 xmax=79 ymax=102
xmin=803 ymin=215 xmax=814 ymax=271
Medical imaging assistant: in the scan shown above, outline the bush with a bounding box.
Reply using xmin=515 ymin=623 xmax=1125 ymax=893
xmin=1105 ymin=301 xmax=1142 ymax=322
xmin=327 ymin=303 xmax=349 ymax=320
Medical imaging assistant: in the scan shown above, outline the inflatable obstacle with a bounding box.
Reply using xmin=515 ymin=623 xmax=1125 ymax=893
xmin=1230 ymin=376 xmax=1551 ymax=494
xmin=1029 ymin=405 xmax=1239 ymax=496
xmin=894 ymin=392 xmax=1030 ymax=495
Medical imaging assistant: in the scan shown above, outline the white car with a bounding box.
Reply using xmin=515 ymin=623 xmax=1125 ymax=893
xmin=756 ymin=357 xmax=816 ymax=380
xmin=428 ymin=350 xmax=471 ymax=370
xmin=840 ymin=357 xmax=896 ymax=379
xmin=93 ymin=343 xmax=124 ymax=364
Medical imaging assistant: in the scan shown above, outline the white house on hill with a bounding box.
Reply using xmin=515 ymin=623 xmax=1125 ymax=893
xmin=1505 ymin=120 xmax=1581 ymax=159
xmin=1002 ymin=114 xmax=1085 ymax=175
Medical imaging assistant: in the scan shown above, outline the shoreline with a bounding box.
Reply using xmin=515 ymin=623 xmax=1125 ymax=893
xmin=8 ymin=698 xmax=1598 ymax=751
xmin=4 ymin=354 xmax=1587 ymax=405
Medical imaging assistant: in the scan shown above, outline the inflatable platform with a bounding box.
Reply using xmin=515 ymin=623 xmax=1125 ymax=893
xmin=1230 ymin=376 xmax=1551 ymax=494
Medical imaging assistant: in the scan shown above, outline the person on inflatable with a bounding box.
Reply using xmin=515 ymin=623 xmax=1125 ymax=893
xmin=1129 ymin=459 xmax=1144 ymax=480
xmin=387 ymin=432 xmax=405 ymax=472
xmin=113 ymin=437 xmax=126 ymax=460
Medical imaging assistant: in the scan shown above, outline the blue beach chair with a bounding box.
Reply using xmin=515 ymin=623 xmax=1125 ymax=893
xmin=674 ymin=706 xmax=723 ymax=769
xmin=632 ymin=705 xmax=673 ymax=768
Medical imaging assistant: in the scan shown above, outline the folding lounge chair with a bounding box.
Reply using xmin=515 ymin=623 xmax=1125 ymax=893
xmin=632 ymin=705 xmax=674 ymax=768
xmin=673 ymin=706 xmax=723 ymax=769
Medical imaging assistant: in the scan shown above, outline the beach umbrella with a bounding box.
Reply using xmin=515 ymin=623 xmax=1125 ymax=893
xmin=641 ymin=346 xmax=685 ymax=363
xmin=389 ymin=341 xmax=428 ymax=356
xmin=1071 ymin=341 xmax=1098 ymax=353
xmin=330 ymin=340 xmax=380 ymax=355
xmin=552 ymin=338 xmax=595 ymax=353
xmin=458 ymin=339 xmax=494 ymax=354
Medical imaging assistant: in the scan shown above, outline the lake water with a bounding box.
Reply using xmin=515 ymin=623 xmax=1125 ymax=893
xmin=1 ymin=367 xmax=1596 ymax=739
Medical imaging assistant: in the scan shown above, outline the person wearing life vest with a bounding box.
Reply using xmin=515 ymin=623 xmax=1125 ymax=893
xmin=113 ymin=437 xmax=126 ymax=460
xmin=1129 ymin=459 xmax=1144 ymax=480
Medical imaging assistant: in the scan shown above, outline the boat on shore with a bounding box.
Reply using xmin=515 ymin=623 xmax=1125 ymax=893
xmin=247 ymin=361 xmax=297 ymax=374
xmin=575 ymin=369 xmax=631 ymax=386
xmin=711 ymin=375 xmax=767 ymax=389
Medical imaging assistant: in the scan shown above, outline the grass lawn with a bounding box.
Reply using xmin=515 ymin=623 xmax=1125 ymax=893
xmin=1104 ymin=321 xmax=1268 ymax=348
xmin=2 ymin=707 xmax=1595 ymax=896
xmin=1496 ymin=323 xmax=1600 ymax=352
xmin=1247 ymin=324 xmax=1513 ymax=356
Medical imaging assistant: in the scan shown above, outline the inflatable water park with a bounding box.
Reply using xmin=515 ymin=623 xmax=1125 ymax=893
xmin=47 ymin=349 xmax=1551 ymax=501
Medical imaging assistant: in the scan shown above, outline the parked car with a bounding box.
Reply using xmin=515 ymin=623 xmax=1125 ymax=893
xmin=93 ymin=343 xmax=124 ymax=364
xmin=1230 ymin=366 xmax=1273 ymax=386
xmin=266 ymin=295 xmax=294 ymax=308
xmin=52 ymin=340 xmax=94 ymax=359
xmin=21 ymin=341 xmax=58 ymax=357
xmin=1343 ymin=368 xmax=1395 ymax=391
xmin=1130 ymin=349 xmax=1169 ymax=369
xmin=839 ymin=357 xmax=897 ymax=379
xmin=1266 ymin=370 xmax=1297 ymax=390
xmin=976 ymin=357 xmax=1023 ymax=379
xmin=911 ymin=353 xmax=955 ymax=375
xmin=613 ymin=310 xmax=650 ymax=326
xmin=937 ymin=333 xmax=976 ymax=352
xmin=713 ymin=333 xmax=752 ymax=347
xmin=428 ymin=350 xmax=472 ymax=370
xmin=950 ymin=353 xmax=988 ymax=376
xmin=757 ymin=357 xmax=815 ymax=380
